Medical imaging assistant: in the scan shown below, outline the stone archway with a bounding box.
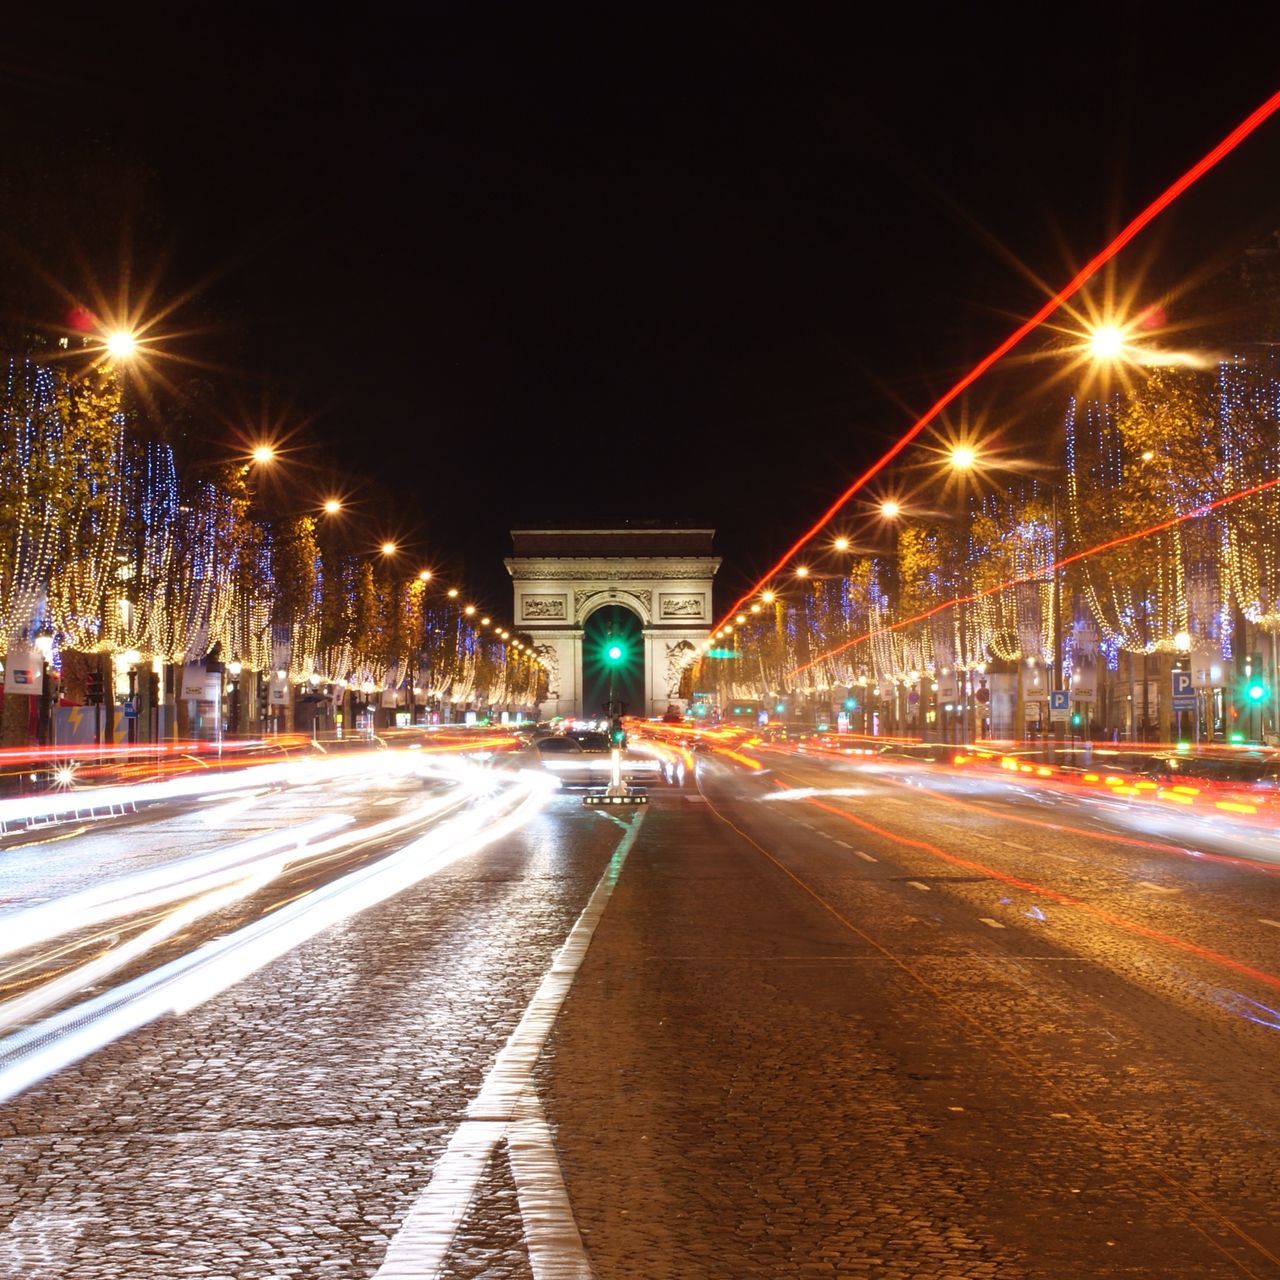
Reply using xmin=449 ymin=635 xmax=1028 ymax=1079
xmin=579 ymin=603 xmax=645 ymax=721
xmin=506 ymin=526 xmax=719 ymax=720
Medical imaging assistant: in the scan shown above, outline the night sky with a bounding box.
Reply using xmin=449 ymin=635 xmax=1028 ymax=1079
xmin=4 ymin=8 xmax=1280 ymax=616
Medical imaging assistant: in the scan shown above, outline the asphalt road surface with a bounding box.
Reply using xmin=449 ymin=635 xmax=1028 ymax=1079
xmin=1 ymin=745 xmax=1277 ymax=1279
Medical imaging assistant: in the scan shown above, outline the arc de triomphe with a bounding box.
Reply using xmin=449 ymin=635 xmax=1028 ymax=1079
xmin=505 ymin=527 xmax=718 ymax=720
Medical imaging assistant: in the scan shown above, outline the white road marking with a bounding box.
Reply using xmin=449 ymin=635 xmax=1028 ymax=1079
xmin=853 ymin=850 xmax=877 ymax=863
xmin=374 ymin=796 xmax=402 ymax=807
xmin=1004 ymin=841 xmax=1030 ymax=851
xmin=507 ymin=1097 xmax=593 ymax=1279
xmin=1259 ymin=919 xmax=1280 ymax=929
xmin=832 ymin=839 xmax=852 ymax=848
xmin=1137 ymin=880 xmax=1178 ymax=894
xmin=979 ymin=917 xmax=1006 ymax=929
xmin=375 ymin=809 xmax=646 ymax=1279
xmin=907 ymin=880 xmax=930 ymax=891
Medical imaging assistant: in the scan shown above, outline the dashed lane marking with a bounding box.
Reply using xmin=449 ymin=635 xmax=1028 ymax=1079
xmin=832 ymin=839 xmax=852 ymax=848
xmin=979 ymin=917 xmax=1006 ymax=929
xmin=1260 ymin=919 xmax=1280 ymax=929
xmin=1137 ymin=880 xmax=1178 ymax=894
xmin=907 ymin=880 xmax=930 ymax=891
xmin=374 ymin=809 xmax=646 ymax=1280
xmin=1004 ymin=840 xmax=1030 ymax=850
xmin=853 ymin=850 xmax=877 ymax=863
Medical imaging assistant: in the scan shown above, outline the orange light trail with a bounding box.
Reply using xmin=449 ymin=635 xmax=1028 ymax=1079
xmin=712 ymin=86 xmax=1280 ymax=636
xmin=804 ymin=797 xmax=1280 ymax=994
xmin=789 ymin=472 xmax=1280 ymax=676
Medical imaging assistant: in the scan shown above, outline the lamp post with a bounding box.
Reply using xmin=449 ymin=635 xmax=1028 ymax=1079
xmin=227 ymin=658 xmax=243 ymax=737
xmin=33 ymin=626 xmax=55 ymax=747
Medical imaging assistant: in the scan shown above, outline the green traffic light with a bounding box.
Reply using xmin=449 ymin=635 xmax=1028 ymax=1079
xmin=1248 ymin=683 xmax=1266 ymax=701
xmin=606 ymin=642 xmax=623 ymax=663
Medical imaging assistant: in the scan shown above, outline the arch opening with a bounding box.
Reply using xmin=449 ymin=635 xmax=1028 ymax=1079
xmin=580 ymin=604 xmax=644 ymax=722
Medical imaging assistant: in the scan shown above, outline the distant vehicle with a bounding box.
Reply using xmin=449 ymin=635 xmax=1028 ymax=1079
xmin=661 ymin=709 xmax=684 ymax=724
xmin=508 ymin=733 xmax=663 ymax=787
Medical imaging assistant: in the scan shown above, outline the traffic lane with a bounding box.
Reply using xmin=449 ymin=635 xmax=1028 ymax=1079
xmin=704 ymin=759 xmax=1280 ymax=1264
xmin=0 ymin=773 xmax=475 ymax=1029
xmin=756 ymin=748 xmax=1280 ymax=983
xmin=787 ymin=739 xmax=1280 ymax=870
xmin=0 ymin=757 xmax=453 ymax=911
xmin=0 ymin=793 xmax=616 ymax=1280
xmin=0 ymin=767 xmax=465 ymax=1004
xmin=544 ymin=769 xmax=1279 ymax=1279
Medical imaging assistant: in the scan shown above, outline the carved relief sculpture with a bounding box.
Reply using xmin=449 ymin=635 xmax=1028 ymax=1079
xmin=659 ymin=595 xmax=705 ymax=619
xmin=664 ymin=640 xmax=698 ymax=696
xmin=522 ymin=595 xmax=567 ymax=620
xmin=534 ymin=644 xmax=561 ymax=699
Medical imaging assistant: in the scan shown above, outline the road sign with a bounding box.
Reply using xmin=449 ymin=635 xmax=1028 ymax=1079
xmin=1171 ymin=669 xmax=1197 ymax=711
xmin=1049 ymin=690 xmax=1069 ymax=722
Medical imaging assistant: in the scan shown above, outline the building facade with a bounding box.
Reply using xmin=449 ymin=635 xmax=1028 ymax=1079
xmin=506 ymin=527 xmax=718 ymax=720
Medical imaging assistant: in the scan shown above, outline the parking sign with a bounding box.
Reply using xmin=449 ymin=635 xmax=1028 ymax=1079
xmin=1171 ymin=669 xmax=1197 ymax=712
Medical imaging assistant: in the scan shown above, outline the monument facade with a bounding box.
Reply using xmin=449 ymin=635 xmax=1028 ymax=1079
xmin=505 ymin=526 xmax=718 ymax=720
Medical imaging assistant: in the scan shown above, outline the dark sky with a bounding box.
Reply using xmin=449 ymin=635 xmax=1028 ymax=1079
xmin=4 ymin=7 xmax=1280 ymax=616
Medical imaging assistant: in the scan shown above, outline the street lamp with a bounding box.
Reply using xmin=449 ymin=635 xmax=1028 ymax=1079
xmin=879 ymin=499 xmax=901 ymax=519
xmin=1087 ymin=324 xmax=1127 ymax=361
xmin=251 ymin=445 xmax=276 ymax=465
xmin=104 ymin=330 xmax=138 ymax=360
xmin=227 ymin=658 xmax=243 ymax=736
xmin=381 ymin=541 xmax=397 ymax=556
xmin=33 ymin=626 xmax=54 ymax=746
xmin=323 ymin=498 xmax=342 ymax=515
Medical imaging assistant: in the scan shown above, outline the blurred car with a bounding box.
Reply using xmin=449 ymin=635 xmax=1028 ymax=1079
xmin=506 ymin=733 xmax=661 ymax=788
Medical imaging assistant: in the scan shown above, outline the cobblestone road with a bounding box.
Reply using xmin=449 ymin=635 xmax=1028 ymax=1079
xmin=2 ymin=749 xmax=1278 ymax=1278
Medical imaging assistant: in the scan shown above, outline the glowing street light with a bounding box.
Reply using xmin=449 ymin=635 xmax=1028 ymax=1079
xmin=1087 ymin=324 xmax=1127 ymax=360
xmin=447 ymin=588 xmax=459 ymax=599
xmin=464 ymin=605 xmax=476 ymax=616
xmin=879 ymin=499 xmax=901 ymax=519
xmin=104 ymin=330 xmax=137 ymax=360
xmin=736 ymin=613 xmax=747 ymax=624
xmin=381 ymin=541 xmax=397 ymax=556
xmin=251 ymin=444 xmax=276 ymax=465
xmin=418 ymin=569 xmax=432 ymax=581
xmin=794 ymin=566 xmax=810 ymax=579
xmin=833 ymin=536 xmax=850 ymax=551
xmin=323 ymin=498 xmax=342 ymax=515
xmin=761 ymin=590 xmax=775 ymax=604
xmin=948 ymin=444 xmax=977 ymax=471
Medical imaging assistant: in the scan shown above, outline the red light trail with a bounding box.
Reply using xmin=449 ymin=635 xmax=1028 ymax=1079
xmin=788 ymin=472 xmax=1280 ymax=676
xmin=803 ymin=796 xmax=1280 ymax=994
xmin=712 ymin=85 xmax=1280 ymax=636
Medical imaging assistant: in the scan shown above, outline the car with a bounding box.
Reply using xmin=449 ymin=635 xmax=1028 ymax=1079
xmin=509 ymin=733 xmax=663 ymax=787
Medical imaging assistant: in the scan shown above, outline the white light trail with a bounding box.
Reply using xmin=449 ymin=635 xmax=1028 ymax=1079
xmin=0 ymin=769 xmax=555 ymax=1104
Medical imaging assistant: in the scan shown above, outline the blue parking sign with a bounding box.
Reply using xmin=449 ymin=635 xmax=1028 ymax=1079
xmin=1171 ymin=669 xmax=1196 ymax=711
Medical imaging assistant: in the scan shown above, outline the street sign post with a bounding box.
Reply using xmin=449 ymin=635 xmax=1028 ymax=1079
xmin=1171 ymin=670 xmax=1197 ymax=712
xmin=1049 ymin=690 xmax=1069 ymax=723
